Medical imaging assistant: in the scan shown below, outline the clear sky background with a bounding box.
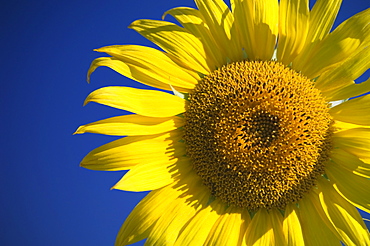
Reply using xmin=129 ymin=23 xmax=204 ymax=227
xmin=1 ymin=0 xmax=369 ymax=245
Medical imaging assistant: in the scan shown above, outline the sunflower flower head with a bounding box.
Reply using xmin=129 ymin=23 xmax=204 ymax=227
xmin=77 ymin=0 xmax=370 ymax=245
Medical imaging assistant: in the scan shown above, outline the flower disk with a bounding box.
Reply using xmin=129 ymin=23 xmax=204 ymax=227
xmin=184 ymin=61 xmax=333 ymax=211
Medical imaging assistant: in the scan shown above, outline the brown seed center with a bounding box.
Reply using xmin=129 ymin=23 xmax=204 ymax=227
xmin=184 ymin=60 xmax=333 ymax=210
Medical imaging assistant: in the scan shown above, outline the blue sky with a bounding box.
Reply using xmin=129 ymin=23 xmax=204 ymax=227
xmin=1 ymin=0 xmax=369 ymax=245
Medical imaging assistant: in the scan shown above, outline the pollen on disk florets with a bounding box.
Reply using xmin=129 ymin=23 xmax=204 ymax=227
xmin=184 ymin=60 xmax=333 ymax=211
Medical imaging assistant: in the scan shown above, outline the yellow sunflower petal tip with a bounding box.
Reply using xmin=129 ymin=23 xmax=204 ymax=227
xmin=73 ymin=126 xmax=85 ymax=135
xmin=82 ymin=98 xmax=89 ymax=107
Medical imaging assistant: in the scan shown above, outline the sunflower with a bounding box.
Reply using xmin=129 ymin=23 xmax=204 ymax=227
xmin=77 ymin=0 xmax=370 ymax=245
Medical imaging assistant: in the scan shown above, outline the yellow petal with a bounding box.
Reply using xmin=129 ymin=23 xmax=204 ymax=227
xmin=306 ymin=0 xmax=342 ymax=43
xmin=326 ymin=160 xmax=370 ymax=214
xmin=87 ymin=57 xmax=189 ymax=93
xmin=232 ymin=0 xmax=278 ymax=61
xmin=80 ymin=131 xmax=183 ymax=171
xmin=163 ymin=7 xmax=225 ymax=69
xmin=269 ymin=209 xmax=286 ymax=246
xmin=298 ymin=191 xmax=342 ymax=245
xmin=318 ymin=177 xmax=370 ymax=245
xmin=84 ymin=86 xmax=185 ymax=117
xmin=174 ymin=199 xmax=227 ymax=246
xmin=93 ymin=45 xmax=199 ymax=91
xmin=129 ymin=19 xmax=211 ymax=74
xmin=330 ymin=94 xmax=370 ymax=126
xmin=244 ymin=208 xmax=282 ymax=246
xmin=112 ymin=157 xmax=191 ymax=192
xmin=146 ymin=174 xmax=210 ymax=245
xmin=283 ymin=203 xmax=305 ymax=246
xmin=204 ymin=207 xmax=249 ymax=246
xmin=329 ymin=148 xmax=370 ymax=179
xmin=333 ymin=128 xmax=370 ymax=161
xmin=294 ymin=0 xmax=342 ymax=65
xmin=328 ymin=77 xmax=370 ymax=102
xmin=315 ymin=46 xmax=370 ymax=100
xmin=74 ymin=115 xmax=184 ymax=136
xmin=116 ymin=171 xmax=211 ymax=246
xmin=333 ymin=121 xmax=367 ymax=132
xmin=194 ymin=0 xmax=242 ymax=62
xmin=295 ymin=8 xmax=370 ymax=79
xmin=115 ymin=187 xmax=178 ymax=246
xmin=278 ymin=0 xmax=309 ymax=65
